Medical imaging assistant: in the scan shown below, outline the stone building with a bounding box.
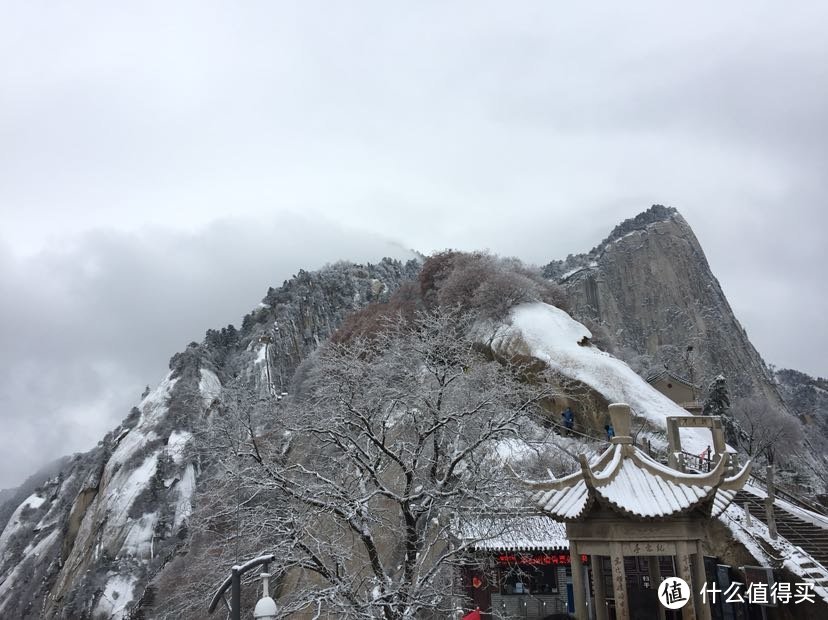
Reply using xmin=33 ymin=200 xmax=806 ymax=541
xmin=646 ymin=370 xmax=702 ymax=414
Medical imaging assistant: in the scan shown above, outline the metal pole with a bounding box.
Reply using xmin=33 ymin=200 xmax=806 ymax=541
xmin=209 ymin=555 xmax=276 ymax=618
xmin=231 ymin=567 xmax=241 ymax=620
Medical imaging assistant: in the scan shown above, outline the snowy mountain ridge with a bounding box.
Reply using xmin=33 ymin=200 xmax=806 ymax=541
xmin=0 ymin=209 xmax=821 ymax=618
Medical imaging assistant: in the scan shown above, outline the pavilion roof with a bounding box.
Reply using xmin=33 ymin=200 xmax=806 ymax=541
xmin=646 ymin=369 xmax=699 ymax=390
xmin=529 ymin=442 xmax=751 ymax=521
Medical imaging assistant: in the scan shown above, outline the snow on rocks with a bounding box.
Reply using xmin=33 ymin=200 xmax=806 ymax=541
xmin=136 ymin=371 xmax=179 ymax=429
xmin=166 ymin=430 xmax=193 ymax=465
xmin=0 ymin=492 xmax=47 ymax=560
xmin=198 ymin=368 xmax=221 ymax=406
xmin=94 ymin=574 xmax=138 ymax=619
xmin=105 ymin=372 xmax=177 ymax=479
xmin=109 ymin=454 xmax=159 ymax=526
xmin=486 ymin=303 xmax=713 ymax=454
xmin=0 ymin=529 xmax=60 ymax=613
xmin=122 ymin=512 xmax=158 ymax=559
xmin=173 ymin=464 xmax=196 ymax=529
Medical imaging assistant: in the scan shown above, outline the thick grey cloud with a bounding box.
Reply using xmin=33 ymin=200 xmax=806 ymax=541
xmin=0 ymin=217 xmax=413 ymax=488
xmin=2 ymin=2 xmax=827 ymax=486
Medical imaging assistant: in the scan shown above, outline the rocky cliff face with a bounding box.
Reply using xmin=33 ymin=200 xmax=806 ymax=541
xmin=0 ymin=207 xmax=820 ymax=618
xmin=0 ymin=258 xmax=419 ymax=619
xmin=544 ymin=205 xmax=784 ymax=407
xmin=775 ymin=368 xmax=828 ymax=461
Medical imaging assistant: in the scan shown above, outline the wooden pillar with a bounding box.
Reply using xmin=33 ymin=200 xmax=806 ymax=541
xmin=675 ymin=541 xmax=697 ymax=620
xmin=591 ymin=555 xmax=608 ymax=620
xmin=570 ymin=542 xmax=588 ymax=620
xmin=648 ymin=556 xmax=665 ymax=620
xmin=694 ymin=541 xmax=712 ymax=620
xmin=609 ymin=542 xmax=629 ymax=620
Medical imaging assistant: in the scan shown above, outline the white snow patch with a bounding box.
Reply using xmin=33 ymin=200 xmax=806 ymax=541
xmin=173 ymin=464 xmax=196 ymax=529
xmin=26 ymin=495 xmax=45 ymax=510
xmin=107 ymin=429 xmax=159 ymax=473
xmin=106 ymin=452 xmax=159 ymax=530
xmin=560 ymin=266 xmax=587 ymax=281
xmin=22 ymin=528 xmax=59 ymax=557
xmin=495 ymin=439 xmax=537 ymax=464
xmin=199 ymin=368 xmax=221 ymax=406
xmin=94 ymin=574 xmax=138 ymax=619
xmin=105 ymin=372 xmax=176 ymax=478
xmin=122 ymin=512 xmax=158 ymax=559
xmin=166 ymin=430 xmax=193 ymax=464
xmin=0 ymin=493 xmax=47 ymax=559
xmin=611 ymin=230 xmax=641 ymax=244
xmin=0 ymin=530 xmax=60 ymax=610
xmin=488 ymin=303 xmax=713 ymax=453
xmin=137 ymin=372 xmax=179 ymax=428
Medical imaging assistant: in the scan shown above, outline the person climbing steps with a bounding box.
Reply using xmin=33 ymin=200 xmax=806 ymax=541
xmin=562 ymin=406 xmax=574 ymax=436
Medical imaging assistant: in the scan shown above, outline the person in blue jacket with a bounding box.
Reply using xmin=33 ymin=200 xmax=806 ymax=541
xmin=605 ymin=424 xmax=615 ymax=441
xmin=562 ymin=407 xmax=574 ymax=435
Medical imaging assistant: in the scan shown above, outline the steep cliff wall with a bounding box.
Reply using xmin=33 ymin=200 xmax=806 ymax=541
xmin=545 ymin=206 xmax=784 ymax=407
xmin=0 ymin=258 xmax=419 ymax=619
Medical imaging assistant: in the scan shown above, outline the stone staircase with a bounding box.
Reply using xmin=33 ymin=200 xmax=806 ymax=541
xmin=733 ymin=490 xmax=828 ymax=571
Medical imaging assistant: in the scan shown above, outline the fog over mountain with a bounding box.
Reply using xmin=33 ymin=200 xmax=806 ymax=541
xmin=3 ymin=2 xmax=828 ymax=491
xmin=0 ymin=215 xmax=413 ymax=488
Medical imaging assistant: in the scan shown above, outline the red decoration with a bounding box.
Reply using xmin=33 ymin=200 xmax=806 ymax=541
xmin=472 ymin=576 xmax=483 ymax=589
xmin=495 ymin=552 xmax=588 ymax=566
xmin=462 ymin=609 xmax=481 ymax=620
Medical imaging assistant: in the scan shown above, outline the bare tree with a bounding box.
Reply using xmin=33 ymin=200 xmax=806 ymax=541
xmin=732 ymin=397 xmax=802 ymax=464
xmin=196 ymin=308 xmax=556 ymax=619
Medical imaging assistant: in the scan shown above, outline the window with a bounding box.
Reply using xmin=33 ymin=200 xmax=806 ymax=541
xmin=499 ymin=565 xmax=559 ymax=595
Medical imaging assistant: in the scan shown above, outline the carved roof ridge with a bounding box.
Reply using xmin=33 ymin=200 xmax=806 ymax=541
xmin=631 ymin=448 xmax=727 ymax=486
xmin=720 ymin=460 xmax=753 ymax=490
xmin=523 ymin=444 xmax=616 ymax=491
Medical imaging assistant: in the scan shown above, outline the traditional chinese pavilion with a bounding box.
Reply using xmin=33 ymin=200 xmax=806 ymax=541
xmin=528 ymin=403 xmax=752 ymax=620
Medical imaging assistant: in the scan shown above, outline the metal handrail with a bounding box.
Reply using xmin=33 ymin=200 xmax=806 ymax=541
xmin=676 ymin=449 xmax=827 ymax=517
xmin=749 ymin=469 xmax=827 ymax=516
xmin=208 ymin=554 xmax=276 ymax=619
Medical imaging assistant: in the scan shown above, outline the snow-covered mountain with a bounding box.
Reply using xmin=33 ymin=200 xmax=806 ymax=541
xmin=0 ymin=208 xmax=821 ymax=618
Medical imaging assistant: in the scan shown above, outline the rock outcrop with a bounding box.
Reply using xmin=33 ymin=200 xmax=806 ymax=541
xmin=545 ymin=205 xmax=785 ymax=407
xmin=0 ymin=207 xmax=821 ymax=618
xmin=0 ymin=258 xmax=419 ymax=619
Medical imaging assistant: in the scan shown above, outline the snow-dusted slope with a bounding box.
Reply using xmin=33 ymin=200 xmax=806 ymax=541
xmin=486 ymin=302 xmax=714 ymax=454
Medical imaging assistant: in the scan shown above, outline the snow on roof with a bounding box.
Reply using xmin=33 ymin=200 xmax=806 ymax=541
xmin=529 ymin=443 xmax=750 ymax=521
xmin=489 ymin=303 xmax=714 ymax=454
xmin=460 ymin=515 xmax=569 ymax=552
xmin=646 ymin=369 xmax=699 ymax=389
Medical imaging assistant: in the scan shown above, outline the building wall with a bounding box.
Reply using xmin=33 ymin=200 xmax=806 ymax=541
xmin=649 ymin=377 xmax=696 ymax=407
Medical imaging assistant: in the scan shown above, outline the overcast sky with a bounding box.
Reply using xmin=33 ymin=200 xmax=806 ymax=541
xmin=2 ymin=2 xmax=826 ymax=488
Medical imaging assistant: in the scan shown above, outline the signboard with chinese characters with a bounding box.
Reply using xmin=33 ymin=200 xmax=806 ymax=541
xmin=621 ymin=541 xmax=676 ymax=556
xmin=670 ymin=416 xmax=715 ymax=428
xmin=495 ymin=552 xmax=588 ymax=567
